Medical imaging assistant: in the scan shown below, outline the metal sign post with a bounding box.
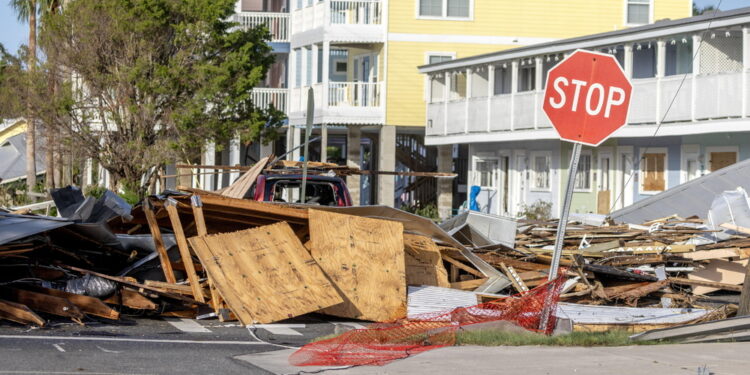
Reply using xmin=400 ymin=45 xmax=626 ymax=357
xmin=548 ymin=142 xmax=582 ymax=280
xmin=301 ymin=87 xmax=314 ymax=204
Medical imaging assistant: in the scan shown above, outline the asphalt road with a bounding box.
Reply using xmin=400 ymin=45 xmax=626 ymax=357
xmin=0 ymin=314 xmax=363 ymax=375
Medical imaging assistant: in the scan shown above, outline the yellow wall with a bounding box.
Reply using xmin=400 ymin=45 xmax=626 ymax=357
xmin=385 ymin=0 xmax=693 ymax=127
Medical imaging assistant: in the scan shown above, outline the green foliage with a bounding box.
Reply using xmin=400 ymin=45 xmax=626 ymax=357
xmin=456 ymin=330 xmax=665 ymax=347
xmin=518 ymin=200 xmax=553 ymax=221
xmin=35 ymin=0 xmax=284 ymax=199
xmin=83 ymin=184 xmax=107 ymax=199
xmin=401 ymin=203 xmax=441 ymax=221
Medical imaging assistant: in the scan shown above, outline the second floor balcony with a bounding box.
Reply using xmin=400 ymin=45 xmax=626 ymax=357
xmin=234 ymin=11 xmax=290 ymax=43
xmin=252 ymin=87 xmax=289 ymax=113
xmin=291 ymin=0 xmax=384 ymax=44
xmin=288 ymin=81 xmax=384 ymax=125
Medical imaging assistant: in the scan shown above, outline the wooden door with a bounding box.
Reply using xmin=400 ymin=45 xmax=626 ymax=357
xmin=642 ymin=153 xmax=665 ymax=192
xmin=710 ymin=152 xmax=737 ymax=172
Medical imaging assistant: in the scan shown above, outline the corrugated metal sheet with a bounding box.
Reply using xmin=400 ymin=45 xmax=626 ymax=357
xmin=610 ymin=158 xmax=750 ymax=224
xmin=406 ymin=285 xmax=478 ymax=319
xmin=556 ymin=303 xmax=708 ymax=325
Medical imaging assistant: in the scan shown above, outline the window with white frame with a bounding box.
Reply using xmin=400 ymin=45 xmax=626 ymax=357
xmin=530 ymin=152 xmax=550 ymax=191
xmin=627 ymin=0 xmax=650 ymax=25
xmin=473 ymin=157 xmax=498 ymax=188
xmin=429 ymin=54 xmax=453 ymax=65
xmin=419 ymin=0 xmax=471 ymax=19
xmin=574 ymin=152 xmax=592 ymax=191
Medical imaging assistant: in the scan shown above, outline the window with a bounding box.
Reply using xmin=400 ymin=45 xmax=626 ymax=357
xmin=575 ymin=153 xmax=592 ymax=191
xmin=473 ymin=157 xmax=498 ymax=188
xmin=429 ymin=55 xmax=453 ymax=65
xmin=627 ymin=0 xmax=650 ymax=25
xmin=640 ymin=150 xmax=667 ymax=193
xmin=335 ymin=61 xmax=347 ymax=74
xmin=531 ymin=153 xmax=550 ymax=191
xmin=418 ymin=0 xmax=471 ymax=19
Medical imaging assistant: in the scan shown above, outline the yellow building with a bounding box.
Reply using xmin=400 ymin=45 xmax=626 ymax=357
xmin=259 ymin=0 xmax=692 ymax=208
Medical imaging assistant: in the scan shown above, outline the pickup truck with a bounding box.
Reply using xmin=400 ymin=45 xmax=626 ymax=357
xmin=252 ymin=174 xmax=353 ymax=206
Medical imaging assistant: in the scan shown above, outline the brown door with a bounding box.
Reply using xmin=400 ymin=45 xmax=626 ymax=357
xmin=642 ymin=153 xmax=666 ymax=192
xmin=710 ymin=152 xmax=737 ymax=172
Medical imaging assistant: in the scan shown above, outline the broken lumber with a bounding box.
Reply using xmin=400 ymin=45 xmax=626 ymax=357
xmin=20 ymin=285 xmax=120 ymax=320
xmin=0 ymin=299 xmax=45 ymax=326
xmin=0 ymin=287 xmax=84 ymax=321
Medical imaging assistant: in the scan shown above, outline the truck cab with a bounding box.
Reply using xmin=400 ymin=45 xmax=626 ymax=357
xmin=252 ymin=174 xmax=353 ymax=206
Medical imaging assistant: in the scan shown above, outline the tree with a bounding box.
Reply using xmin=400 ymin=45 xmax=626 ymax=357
xmin=9 ymin=0 xmax=40 ymax=192
xmin=40 ymin=0 xmax=284 ymax=197
xmin=693 ymin=3 xmax=717 ymax=16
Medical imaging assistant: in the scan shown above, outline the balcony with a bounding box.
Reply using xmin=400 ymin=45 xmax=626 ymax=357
xmin=288 ymin=82 xmax=384 ymax=125
xmin=252 ymin=88 xmax=288 ymax=113
xmin=234 ymin=12 xmax=290 ymax=43
xmin=291 ymin=0 xmax=384 ymax=45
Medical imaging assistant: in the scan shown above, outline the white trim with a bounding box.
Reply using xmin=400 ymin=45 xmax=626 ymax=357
xmin=470 ymin=154 xmax=500 ymax=188
xmin=598 ymin=147 xmax=615 ymax=212
xmin=529 ymin=151 xmax=552 ymax=192
xmin=424 ymin=52 xmax=456 ymax=101
xmin=623 ymin=0 xmax=654 ymax=27
xmin=705 ymin=146 xmax=740 ymax=173
xmin=638 ymin=146 xmax=668 ymax=195
xmin=680 ymin=144 xmax=701 ymax=184
xmin=415 ymin=0 xmax=474 ymax=21
xmin=424 ymin=118 xmax=750 ymax=146
xmin=389 ymin=33 xmax=556 ymax=46
xmin=511 ymin=150 xmax=527 ymax=216
xmin=574 ymin=150 xmax=593 ymax=193
xmin=615 ymin=145 xmax=635 ymax=209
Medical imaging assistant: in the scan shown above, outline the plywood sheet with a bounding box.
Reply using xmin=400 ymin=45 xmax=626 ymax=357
xmin=308 ymin=210 xmax=406 ymax=322
xmin=404 ymin=234 xmax=450 ymax=288
xmin=188 ymin=222 xmax=343 ymax=324
xmin=688 ymin=259 xmax=749 ymax=295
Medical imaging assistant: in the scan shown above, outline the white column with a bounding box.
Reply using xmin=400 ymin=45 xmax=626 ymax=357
xmin=692 ymin=34 xmax=702 ymax=121
xmin=534 ymin=56 xmax=543 ymax=129
xmin=300 ymin=47 xmax=308 ymax=88
xmin=510 ymin=60 xmax=519 ymax=131
xmin=464 ymin=68 xmax=472 ymax=134
xmin=322 ymin=42 xmax=330 ymax=109
xmin=444 ymin=72 xmax=451 ymax=135
xmin=201 ymin=141 xmax=216 ymax=191
xmin=378 ymin=126 xmax=396 ymax=207
xmin=228 ymin=135 xmax=240 ymax=183
xmin=656 ymin=39 xmax=666 ymax=124
xmin=347 ymin=127 xmax=362 ymax=204
xmin=437 ymin=145 xmax=453 ymax=220
xmin=321 ymin=123 xmax=328 ymax=162
xmin=311 ymin=44 xmax=319 ymax=85
xmin=84 ymin=158 xmax=93 ymax=187
xmin=291 ymin=126 xmax=302 ymax=162
xmin=289 ymin=48 xmax=298 ymax=111
xmin=286 ymin=126 xmax=295 ymax=161
xmin=742 ymin=27 xmax=750 ymax=118
xmin=624 ymin=44 xmax=634 ymax=78
xmin=487 ymin=65 xmax=495 ymax=132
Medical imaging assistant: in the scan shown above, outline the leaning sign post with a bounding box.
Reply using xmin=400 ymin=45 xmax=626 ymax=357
xmin=538 ymin=50 xmax=632 ymax=332
xmin=542 ymin=49 xmax=633 ymax=281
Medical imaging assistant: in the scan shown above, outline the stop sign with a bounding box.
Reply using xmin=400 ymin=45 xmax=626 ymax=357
xmin=543 ymin=50 xmax=632 ymax=146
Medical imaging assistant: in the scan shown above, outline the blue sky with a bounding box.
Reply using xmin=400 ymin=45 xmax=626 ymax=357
xmin=0 ymin=1 xmax=747 ymax=54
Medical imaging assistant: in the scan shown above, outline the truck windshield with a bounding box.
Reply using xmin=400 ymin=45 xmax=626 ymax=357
xmin=270 ymin=180 xmax=338 ymax=206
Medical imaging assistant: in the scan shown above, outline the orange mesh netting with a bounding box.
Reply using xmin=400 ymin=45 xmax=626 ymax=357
xmin=289 ymin=274 xmax=567 ymax=367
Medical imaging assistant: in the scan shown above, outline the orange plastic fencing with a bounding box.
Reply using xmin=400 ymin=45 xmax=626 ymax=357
xmin=289 ymin=274 xmax=567 ymax=367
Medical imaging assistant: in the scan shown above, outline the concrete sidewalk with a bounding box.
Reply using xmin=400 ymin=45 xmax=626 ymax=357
xmin=235 ymin=342 xmax=750 ymax=375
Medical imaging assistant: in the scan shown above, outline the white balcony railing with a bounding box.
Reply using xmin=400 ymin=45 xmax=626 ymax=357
xmin=427 ymin=71 xmax=750 ymax=138
xmin=292 ymin=0 xmax=383 ymax=35
xmin=328 ymin=82 xmax=382 ymax=107
xmin=252 ymin=88 xmax=288 ymax=112
xmin=235 ymin=12 xmax=290 ymax=43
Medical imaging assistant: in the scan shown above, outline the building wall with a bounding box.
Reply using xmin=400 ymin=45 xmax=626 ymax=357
xmin=385 ymin=0 xmax=692 ymax=127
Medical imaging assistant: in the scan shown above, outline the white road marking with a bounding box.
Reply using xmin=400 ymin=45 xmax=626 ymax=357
xmin=164 ymin=318 xmax=211 ymax=333
xmin=52 ymin=344 xmax=65 ymax=352
xmin=0 ymin=335 xmax=267 ymax=346
xmin=248 ymin=324 xmax=305 ymax=336
xmin=96 ymin=345 xmax=122 ymax=354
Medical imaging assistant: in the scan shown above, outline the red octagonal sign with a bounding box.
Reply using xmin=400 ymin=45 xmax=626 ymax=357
xmin=543 ymin=50 xmax=633 ymax=147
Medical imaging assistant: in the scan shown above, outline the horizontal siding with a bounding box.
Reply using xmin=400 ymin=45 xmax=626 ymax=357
xmin=386 ymin=42 xmax=514 ymax=127
xmin=388 ymin=0 xmax=689 ymax=37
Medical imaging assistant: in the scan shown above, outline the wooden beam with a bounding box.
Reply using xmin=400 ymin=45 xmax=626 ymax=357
xmin=102 ymin=288 xmax=158 ymax=310
xmin=441 ymin=254 xmax=484 ymax=278
xmin=21 ymin=286 xmax=120 ymax=320
xmin=191 ymin=195 xmax=224 ymax=315
xmin=450 ymin=278 xmax=487 ymax=291
xmin=165 ymin=199 xmax=205 ymax=303
xmin=143 ymin=199 xmax=177 ymax=284
xmin=0 ymin=287 xmax=84 ymax=321
xmin=0 ymin=299 xmax=45 ymax=326
xmin=669 ymin=277 xmax=743 ymax=292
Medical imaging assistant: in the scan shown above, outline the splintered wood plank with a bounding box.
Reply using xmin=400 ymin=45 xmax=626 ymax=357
xmin=20 ymin=286 xmax=120 ymax=320
xmin=165 ymin=199 xmax=206 ymax=303
xmin=404 ymin=234 xmax=450 ymax=288
xmin=143 ymin=200 xmax=177 ymax=284
xmin=0 ymin=287 xmax=84 ymax=321
xmin=187 ymin=222 xmax=343 ymax=325
xmin=221 ymin=155 xmax=272 ymax=199
xmin=102 ymin=288 xmax=158 ymax=310
xmin=688 ymin=259 xmax=749 ymax=295
xmin=308 ymin=210 xmax=406 ymax=322
xmin=0 ymin=299 xmax=45 ymax=326
xmin=191 ymin=196 xmax=224 ymax=314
